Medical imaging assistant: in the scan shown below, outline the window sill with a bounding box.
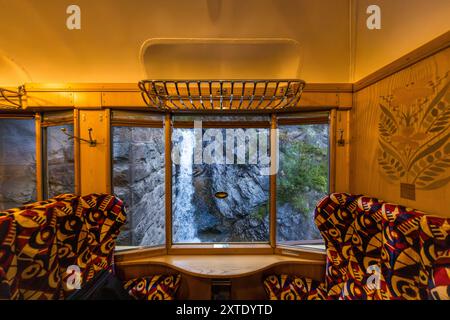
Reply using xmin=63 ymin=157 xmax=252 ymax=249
xmin=115 ymin=253 xmax=325 ymax=279
xmin=169 ymin=243 xmax=273 ymax=255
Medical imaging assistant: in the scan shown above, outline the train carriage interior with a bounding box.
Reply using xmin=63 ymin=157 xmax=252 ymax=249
xmin=0 ymin=0 xmax=449 ymax=307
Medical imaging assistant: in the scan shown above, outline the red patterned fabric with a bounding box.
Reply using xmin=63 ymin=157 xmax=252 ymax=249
xmin=0 ymin=193 xmax=126 ymax=300
xmin=124 ymin=275 xmax=181 ymax=300
xmin=418 ymin=215 xmax=450 ymax=299
xmin=264 ymin=275 xmax=327 ymax=300
xmin=264 ymin=193 xmax=449 ymax=300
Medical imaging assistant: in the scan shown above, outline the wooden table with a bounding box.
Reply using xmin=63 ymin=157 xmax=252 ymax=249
xmin=116 ymin=254 xmax=324 ymax=279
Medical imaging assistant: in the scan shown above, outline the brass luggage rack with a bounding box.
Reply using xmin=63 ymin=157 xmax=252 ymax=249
xmin=138 ymin=79 xmax=305 ymax=111
xmin=0 ymin=86 xmax=25 ymax=110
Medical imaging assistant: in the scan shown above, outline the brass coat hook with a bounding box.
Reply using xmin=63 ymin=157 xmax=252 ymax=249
xmin=337 ymin=129 xmax=345 ymax=147
xmin=61 ymin=127 xmax=97 ymax=147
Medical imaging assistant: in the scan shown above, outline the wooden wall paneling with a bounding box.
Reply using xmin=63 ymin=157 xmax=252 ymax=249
xmin=73 ymin=109 xmax=81 ymax=194
xmin=335 ymin=110 xmax=350 ymax=192
xmin=231 ymin=273 xmax=267 ymax=300
xmin=102 ymin=91 xmax=146 ymax=107
xmin=300 ymin=92 xmax=339 ymax=107
xmin=74 ymin=92 xmax=102 ymax=108
xmin=26 ymin=92 xmax=74 ymax=108
xmin=350 ymin=47 xmax=450 ymax=216
xmin=79 ymin=109 xmax=110 ymax=194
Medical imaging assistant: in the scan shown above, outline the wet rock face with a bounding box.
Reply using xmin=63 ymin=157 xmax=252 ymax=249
xmin=186 ymin=164 xmax=270 ymax=242
xmin=113 ymin=123 xmax=328 ymax=246
xmin=46 ymin=125 xmax=75 ymax=198
xmin=113 ymin=126 xmax=165 ymax=246
xmin=0 ymin=120 xmax=36 ymax=211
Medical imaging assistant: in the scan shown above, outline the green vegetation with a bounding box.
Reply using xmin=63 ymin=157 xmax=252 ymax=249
xmin=277 ymin=135 xmax=328 ymax=215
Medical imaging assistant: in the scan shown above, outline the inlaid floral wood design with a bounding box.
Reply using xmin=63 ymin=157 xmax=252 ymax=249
xmin=378 ymin=73 xmax=450 ymax=190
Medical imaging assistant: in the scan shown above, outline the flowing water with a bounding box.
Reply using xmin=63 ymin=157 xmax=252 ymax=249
xmin=173 ymin=129 xmax=200 ymax=242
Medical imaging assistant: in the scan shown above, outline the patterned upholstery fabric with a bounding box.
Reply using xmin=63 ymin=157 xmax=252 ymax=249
xmin=264 ymin=193 xmax=449 ymax=300
xmin=418 ymin=215 xmax=450 ymax=299
xmin=123 ymin=275 xmax=181 ymax=300
xmin=264 ymin=275 xmax=327 ymax=300
xmin=0 ymin=193 xmax=126 ymax=300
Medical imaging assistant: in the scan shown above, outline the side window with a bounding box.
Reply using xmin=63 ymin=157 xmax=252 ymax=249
xmin=111 ymin=111 xmax=165 ymax=248
xmin=42 ymin=112 xmax=75 ymax=198
xmin=276 ymin=114 xmax=329 ymax=249
xmin=0 ymin=118 xmax=36 ymax=210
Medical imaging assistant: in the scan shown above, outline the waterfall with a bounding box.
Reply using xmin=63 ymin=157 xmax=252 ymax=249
xmin=173 ymin=129 xmax=200 ymax=242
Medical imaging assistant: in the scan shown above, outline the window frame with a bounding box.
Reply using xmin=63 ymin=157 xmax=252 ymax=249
xmin=111 ymin=112 xmax=166 ymax=251
xmin=170 ymin=117 xmax=272 ymax=246
xmin=0 ymin=113 xmax=39 ymax=208
xmin=40 ymin=111 xmax=77 ymax=199
xmin=111 ymin=109 xmax=335 ymax=256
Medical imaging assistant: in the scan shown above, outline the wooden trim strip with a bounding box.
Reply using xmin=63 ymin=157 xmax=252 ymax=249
xmin=168 ymin=246 xmax=274 ymax=256
xmin=164 ymin=114 xmax=172 ymax=250
xmin=105 ymin=109 xmax=112 ymax=194
xmin=24 ymin=82 xmax=351 ymax=93
xmin=269 ymin=114 xmax=277 ymax=248
xmin=303 ymin=83 xmax=353 ymax=93
xmin=274 ymin=246 xmax=326 ymax=260
xmin=41 ymin=120 xmax=74 ymax=127
xmin=110 ymin=120 xmax=163 ymax=128
xmin=354 ymin=31 xmax=450 ymax=92
xmin=114 ymin=246 xmax=166 ymax=262
xmin=278 ymin=116 xmax=329 ymax=126
xmin=0 ymin=113 xmax=34 ymax=119
xmin=329 ymin=109 xmax=337 ymax=193
xmin=35 ymin=113 xmax=43 ymax=201
xmin=74 ymin=109 xmax=81 ymax=195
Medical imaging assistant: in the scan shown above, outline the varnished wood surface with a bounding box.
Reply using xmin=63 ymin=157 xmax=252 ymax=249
xmin=350 ymin=47 xmax=450 ymax=217
xmin=115 ymin=254 xmax=324 ymax=279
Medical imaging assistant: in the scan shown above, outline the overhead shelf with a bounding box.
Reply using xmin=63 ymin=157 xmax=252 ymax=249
xmin=0 ymin=86 xmax=25 ymax=110
xmin=138 ymin=79 xmax=306 ymax=111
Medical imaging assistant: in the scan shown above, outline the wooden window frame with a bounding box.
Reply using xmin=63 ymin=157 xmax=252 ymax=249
xmin=39 ymin=110 xmax=77 ymax=200
xmin=110 ymin=110 xmax=333 ymax=257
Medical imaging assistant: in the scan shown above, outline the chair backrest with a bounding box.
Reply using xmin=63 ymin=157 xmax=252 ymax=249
xmin=0 ymin=193 xmax=126 ymax=300
xmin=315 ymin=193 xmax=449 ymax=300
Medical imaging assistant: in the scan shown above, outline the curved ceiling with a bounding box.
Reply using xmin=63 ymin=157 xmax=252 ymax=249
xmin=141 ymin=38 xmax=303 ymax=79
xmin=0 ymin=0 xmax=448 ymax=86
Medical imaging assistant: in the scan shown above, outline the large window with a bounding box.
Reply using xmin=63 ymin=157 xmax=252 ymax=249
xmin=276 ymin=114 xmax=329 ymax=249
xmin=172 ymin=124 xmax=270 ymax=243
xmin=42 ymin=112 xmax=75 ymax=198
xmin=112 ymin=111 xmax=165 ymax=248
xmin=111 ymin=111 xmax=330 ymax=251
xmin=0 ymin=118 xmax=36 ymax=210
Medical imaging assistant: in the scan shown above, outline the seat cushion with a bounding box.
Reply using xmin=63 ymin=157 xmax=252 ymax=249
xmin=419 ymin=215 xmax=450 ymax=300
xmin=123 ymin=275 xmax=181 ymax=300
xmin=263 ymin=275 xmax=326 ymax=300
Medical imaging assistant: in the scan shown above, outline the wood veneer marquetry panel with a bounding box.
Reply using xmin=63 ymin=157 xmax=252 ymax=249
xmin=350 ymin=47 xmax=450 ymax=216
